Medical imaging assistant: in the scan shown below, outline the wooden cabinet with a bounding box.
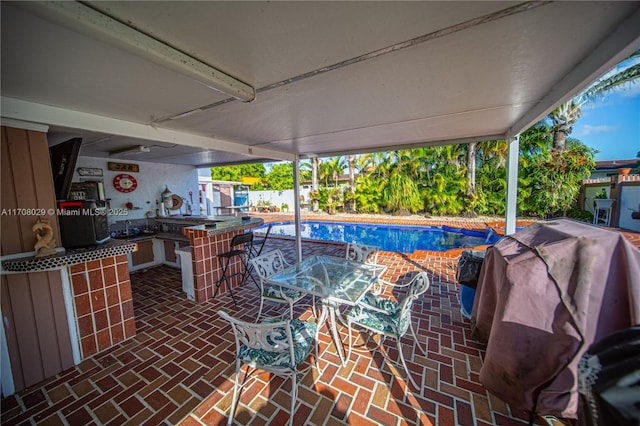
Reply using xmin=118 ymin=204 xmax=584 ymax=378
xmin=163 ymin=240 xmax=190 ymax=267
xmin=126 ymin=238 xmax=188 ymax=271
xmin=164 ymin=240 xmax=177 ymax=264
xmin=131 ymin=240 xmax=154 ymax=265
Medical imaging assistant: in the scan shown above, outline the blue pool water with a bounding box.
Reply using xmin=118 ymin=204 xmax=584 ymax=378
xmin=255 ymin=221 xmax=501 ymax=254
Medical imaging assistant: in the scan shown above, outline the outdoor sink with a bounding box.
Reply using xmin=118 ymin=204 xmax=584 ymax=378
xmin=116 ymin=232 xmax=156 ymax=240
xmin=116 ymin=233 xmax=141 ymax=240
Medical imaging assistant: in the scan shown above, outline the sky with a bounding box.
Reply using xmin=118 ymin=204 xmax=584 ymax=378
xmin=571 ymin=58 xmax=640 ymax=161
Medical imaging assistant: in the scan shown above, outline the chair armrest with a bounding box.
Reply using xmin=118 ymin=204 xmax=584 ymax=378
xmin=370 ymin=277 xmax=411 ymax=295
xmin=354 ymin=300 xmax=390 ymax=315
xmin=379 ymin=278 xmax=411 ymax=288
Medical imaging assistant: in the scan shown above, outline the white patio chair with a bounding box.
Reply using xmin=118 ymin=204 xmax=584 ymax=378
xmin=250 ymin=249 xmax=306 ymax=320
xmin=345 ymin=242 xmax=380 ymax=264
xmin=346 ymin=271 xmax=430 ymax=390
xmin=218 ymin=311 xmax=318 ymax=426
xmin=345 ymin=242 xmax=388 ymax=294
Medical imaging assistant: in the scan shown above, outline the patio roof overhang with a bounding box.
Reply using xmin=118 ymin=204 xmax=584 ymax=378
xmin=1 ymin=1 xmax=640 ymax=243
xmin=1 ymin=1 xmax=639 ymax=166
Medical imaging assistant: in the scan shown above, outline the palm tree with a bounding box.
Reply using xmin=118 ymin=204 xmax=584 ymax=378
xmin=347 ymin=154 xmax=356 ymax=212
xmin=551 ymin=49 xmax=640 ymax=150
xmin=311 ymin=157 xmax=320 ymax=211
xmin=319 ymin=158 xmax=331 ymax=187
xmin=326 ymin=156 xmax=346 ymax=187
xmin=466 ymin=142 xmax=478 ymax=200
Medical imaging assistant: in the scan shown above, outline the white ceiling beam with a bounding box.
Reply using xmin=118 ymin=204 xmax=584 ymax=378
xmin=16 ymin=1 xmax=255 ymax=102
xmin=1 ymin=97 xmax=294 ymax=162
xmin=297 ymin=134 xmax=507 ymax=160
xmin=0 ymin=118 xmax=49 ymax=133
xmin=508 ymin=6 xmax=640 ymax=137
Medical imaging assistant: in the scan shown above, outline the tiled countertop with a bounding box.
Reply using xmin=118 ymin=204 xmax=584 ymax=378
xmin=1 ymin=239 xmax=137 ymax=273
xmin=181 ymin=216 xmax=263 ymax=238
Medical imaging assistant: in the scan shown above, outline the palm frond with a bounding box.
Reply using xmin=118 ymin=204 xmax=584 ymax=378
xmin=581 ymin=63 xmax=640 ymax=104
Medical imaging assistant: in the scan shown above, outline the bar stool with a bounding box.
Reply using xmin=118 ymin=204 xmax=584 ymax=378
xmin=593 ymin=199 xmax=614 ymax=227
xmin=215 ymin=232 xmax=253 ymax=305
xmin=251 ymin=224 xmax=272 ymax=258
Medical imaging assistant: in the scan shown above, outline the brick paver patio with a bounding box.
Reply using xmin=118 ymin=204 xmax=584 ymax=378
xmin=2 ymin=216 xmax=638 ymax=425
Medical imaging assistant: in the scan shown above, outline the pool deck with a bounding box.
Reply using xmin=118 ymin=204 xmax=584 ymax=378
xmin=2 ymin=214 xmax=637 ymax=425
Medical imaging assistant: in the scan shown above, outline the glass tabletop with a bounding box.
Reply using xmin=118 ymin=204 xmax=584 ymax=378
xmin=266 ymin=255 xmax=386 ymax=305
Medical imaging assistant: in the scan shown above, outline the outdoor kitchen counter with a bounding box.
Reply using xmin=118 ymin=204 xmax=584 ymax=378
xmin=180 ymin=216 xmax=263 ymax=239
xmin=1 ymin=239 xmax=137 ymax=273
xmin=0 ymin=239 xmax=138 ymax=362
xmin=176 ymin=216 xmax=264 ymax=303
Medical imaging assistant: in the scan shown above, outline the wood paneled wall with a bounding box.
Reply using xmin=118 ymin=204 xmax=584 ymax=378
xmin=1 ymin=126 xmax=74 ymax=393
xmin=1 ymin=126 xmax=60 ymax=254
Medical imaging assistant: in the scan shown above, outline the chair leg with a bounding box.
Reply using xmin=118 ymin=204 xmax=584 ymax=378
xmin=256 ymin=296 xmax=265 ymax=322
xmin=347 ymin=322 xmax=354 ymax=362
xmin=289 ymin=374 xmax=297 ymax=426
xmin=216 ymin=257 xmax=238 ymax=305
xmin=228 ymin=359 xmax=242 ymax=425
xmin=396 ymin=339 xmax=419 ymax=389
xmin=409 ymin=321 xmax=427 ymax=355
xmin=313 ymin=334 xmax=320 ymax=373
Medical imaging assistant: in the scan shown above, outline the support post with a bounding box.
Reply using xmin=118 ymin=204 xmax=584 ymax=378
xmin=293 ymin=158 xmax=302 ymax=262
xmin=505 ymin=134 xmax=520 ymax=235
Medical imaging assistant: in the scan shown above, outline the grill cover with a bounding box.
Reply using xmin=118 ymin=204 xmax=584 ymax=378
xmin=472 ymin=219 xmax=640 ymax=419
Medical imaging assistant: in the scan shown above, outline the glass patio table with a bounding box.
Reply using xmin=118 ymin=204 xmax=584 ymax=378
xmin=266 ymin=254 xmax=386 ymax=365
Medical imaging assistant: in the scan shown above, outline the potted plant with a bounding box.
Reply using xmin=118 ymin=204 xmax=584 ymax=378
xmin=595 ymin=188 xmax=608 ymax=199
xmin=325 ymin=201 xmax=337 ymax=215
xmin=281 ymin=203 xmax=289 ymax=213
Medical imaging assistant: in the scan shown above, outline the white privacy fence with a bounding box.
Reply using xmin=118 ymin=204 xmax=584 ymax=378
xmin=248 ymin=189 xmax=312 ymax=210
xmin=582 ymin=175 xmax=640 ymax=232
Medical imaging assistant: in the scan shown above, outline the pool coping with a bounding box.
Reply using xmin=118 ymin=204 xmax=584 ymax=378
xmin=254 ymin=217 xmax=522 ymax=256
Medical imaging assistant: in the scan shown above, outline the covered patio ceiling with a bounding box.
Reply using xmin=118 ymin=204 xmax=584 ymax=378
xmin=1 ymin=1 xmax=640 ymax=167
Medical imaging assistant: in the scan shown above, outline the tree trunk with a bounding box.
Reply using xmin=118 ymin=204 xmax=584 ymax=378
xmin=553 ymin=129 xmax=567 ymax=151
xmin=466 ymin=142 xmax=477 ymax=198
xmin=312 ymin=157 xmax=319 ymax=212
xmin=348 ymin=154 xmax=356 ymax=212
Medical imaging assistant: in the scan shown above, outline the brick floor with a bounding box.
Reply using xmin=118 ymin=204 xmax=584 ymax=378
xmin=2 ymin=216 xmax=637 ymax=425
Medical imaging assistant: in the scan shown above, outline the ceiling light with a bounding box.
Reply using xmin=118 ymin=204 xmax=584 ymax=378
xmin=109 ymin=145 xmax=151 ymax=156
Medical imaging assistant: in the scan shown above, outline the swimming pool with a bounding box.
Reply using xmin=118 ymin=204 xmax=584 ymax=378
xmin=255 ymin=221 xmax=500 ymax=254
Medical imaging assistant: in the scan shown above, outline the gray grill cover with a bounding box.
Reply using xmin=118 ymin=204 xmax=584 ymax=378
xmin=472 ymin=219 xmax=640 ymax=419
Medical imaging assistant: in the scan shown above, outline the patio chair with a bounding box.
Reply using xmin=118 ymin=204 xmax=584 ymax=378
xmin=215 ymin=232 xmax=254 ymax=305
xmin=250 ymin=249 xmax=306 ymax=320
xmin=345 ymin=242 xmax=380 ymax=264
xmin=346 ymin=271 xmax=430 ymax=390
xmin=345 ymin=242 xmax=387 ymax=294
xmin=218 ymin=310 xmax=318 ymax=426
xmin=251 ymin=223 xmax=272 ymax=258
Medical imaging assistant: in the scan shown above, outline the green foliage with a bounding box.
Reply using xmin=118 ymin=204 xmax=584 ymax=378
xmin=422 ymin=171 xmax=467 ymax=215
xmin=472 ymin=141 xmax=508 ymax=215
xmin=260 ymin=122 xmax=595 ymax=219
xmin=210 ymin=163 xmax=266 ymax=189
xmin=595 ymin=188 xmax=608 ymax=199
xmin=264 ymin=163 xmax=294 ymax=190
xmin=420 ymin=146 xmax=467 ymax=215
xmin=519 ymin=139 xmax=596 ymax=217
xmin=384 ymin=173 xmax=423 ymax=214
xmin=316 ymin=187 xmax=330 ymax=209
xmin=354 ymin=175 xmax=384 ymax=213
xmin=565 ymin=205 xmax=594 ymax=223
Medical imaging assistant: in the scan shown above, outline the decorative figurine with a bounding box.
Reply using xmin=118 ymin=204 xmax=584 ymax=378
xmin=33 ymin=218 xmax=57 ymax=257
